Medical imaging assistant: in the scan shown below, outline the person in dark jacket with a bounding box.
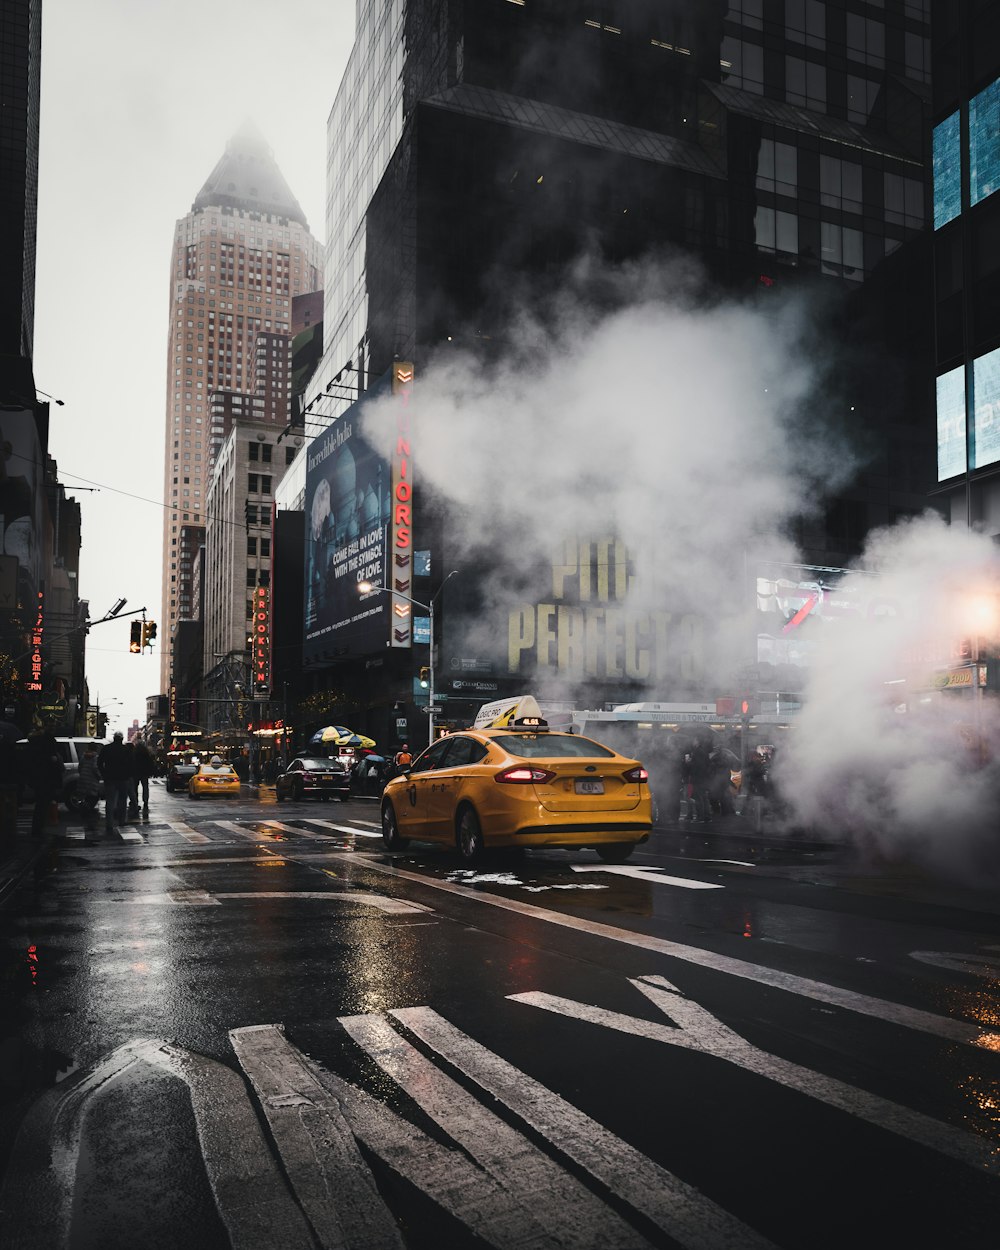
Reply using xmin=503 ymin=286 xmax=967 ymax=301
xmin=25 ymin=730 xmax=63 ymax=837
xmin=98 ymin=732 xmax=132 ymax=833
xmin=132 ymin=736 xmax=155 ymax=818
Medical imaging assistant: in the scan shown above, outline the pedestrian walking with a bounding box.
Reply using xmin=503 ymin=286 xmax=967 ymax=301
xmin=25 ymin=729 xmax=63 ymax=837
xmin=690 ymin=740 xmax=712 ymax=824
xmin=132 ymin=735 xmax=155 ymax=819
xmin=98 ymin=732 xmax=132 ymax=833
xmin=745 ymin=747 xmax=769 ymax=832
xmin=77 ymin=743 xmax=101 ymax=832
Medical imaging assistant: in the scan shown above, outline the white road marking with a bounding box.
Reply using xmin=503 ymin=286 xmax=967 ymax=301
xmin=350 ymin=854 xmax=990 ymax=1048
xmin=231 ymin=1024 xmax=562 ymax=1250
xmin=307 ymin=820 xmax=382 ymax=839
xmin=117 ymin=827 xmax=144 ymax=843
xmin=146 ymin=856 xmax=291 ymax=868
xmin=388 ymin=1006 xmax=775 ymax=1250
xmin=340 ymin=1012 xmax=659 ymax=1250
xmin=132 ymin=889 xmax=221 ymax=906
xmin=571 ymin=865 xmax=723 ymax=890
xmin=910 ymin=950 xmax=1000 ymax=977
xmin=510 ymin=977 xmax=997 ymax=1174
xmin=0 ymin=1038 xmax=315 ymax=1250
xmin=229 ymin=1024 xmax=404 ymax=1249
xmin=347 ymin=819 xmax=380 ymax=828
xmin=214 ymin=820 xmax=270 ymax=840
xmin=165 ymin=820 xmax=210 ymax=843
xmin=124 ymin=889 xmax=428 ymax=915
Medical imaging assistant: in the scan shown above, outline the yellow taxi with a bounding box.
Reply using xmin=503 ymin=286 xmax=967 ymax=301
xmin=380 ymin=718 xmax=651 ymax=862
xmin=188 ymin=757 xmax=241 ymax=799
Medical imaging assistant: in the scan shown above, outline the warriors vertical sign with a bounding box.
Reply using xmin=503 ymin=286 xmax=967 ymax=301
xmin=390 ymin=362 xmax=414 ymax=649
xmin=252 ymin=586 xmax=271 ymax=695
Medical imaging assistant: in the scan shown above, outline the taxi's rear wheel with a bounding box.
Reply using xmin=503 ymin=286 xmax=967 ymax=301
xmin=595 ymin=842 xmax=635 ymax=863
xmin=382 ymin=802 xmax=408 ymax=850
xmin=456 ymin=805 xmax=484 ymax=863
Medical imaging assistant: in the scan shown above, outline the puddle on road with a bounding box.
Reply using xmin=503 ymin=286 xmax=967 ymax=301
xmin=444 ymin=869 xmax=608 ymax=893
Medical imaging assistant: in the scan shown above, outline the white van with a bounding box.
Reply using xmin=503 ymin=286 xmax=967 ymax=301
xmin=17 ymin=737 xmax=107 ymax=812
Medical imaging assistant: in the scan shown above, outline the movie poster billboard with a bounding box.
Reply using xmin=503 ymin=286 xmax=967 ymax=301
xmin=304 ymin=375 xmax=393 ymax=663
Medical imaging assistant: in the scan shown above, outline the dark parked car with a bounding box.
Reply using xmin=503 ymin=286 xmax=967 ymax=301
xmin=276 ymin=756 xmax=351 ymax=802
xmin=165 ymin=761 xmax=199 ymax=793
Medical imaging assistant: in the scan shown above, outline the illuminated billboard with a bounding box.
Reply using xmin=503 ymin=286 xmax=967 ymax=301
xmin=970 ymin=77 xmax=1000 ymax=208
xmin=932 ymin=110 xmax=961 ymax=229
xmin=973 ymin=346 xmax=1000 ymax=470
xmin=440 ymin=537 xmax=708 ymax=701
xmin=304 ymin=375 xmax=393 ymax=663
xmin=936 ymin=365 xmax=967 ymax=481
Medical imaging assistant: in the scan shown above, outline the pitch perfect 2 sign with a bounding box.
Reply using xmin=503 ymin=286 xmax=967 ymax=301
xmin=303 ymin=365 xmax=414 ymax=663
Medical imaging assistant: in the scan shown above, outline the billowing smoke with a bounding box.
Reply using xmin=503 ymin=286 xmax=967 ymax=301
xmin=362 ymin=267 xmax=999 ymax=870
xmin=775 ymin=514 xmax=1000 ymax=876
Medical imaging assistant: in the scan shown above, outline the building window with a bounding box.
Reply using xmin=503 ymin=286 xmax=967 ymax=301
xmin=757 ymin=139 xmax=798 ymax=197
xmin=755 ymin=207 xmax=799 ymax=256
xmin=247 ymin=537 xmax=257 ymax=556
xmin=248 ymin=474 xmax=258 ymax=493
xmin=820 ymin=156 xmax=863 ymax=213
xmin=785 ymin=0 xmax=825 ymax=50
xmin=249 ymin=442 xmax=259 ymax=461
xmin=820 ymin=222 xmax=864 ymax=279
xmin=720 ymin=37 xmax=765 ymax=95
xmin=285 ymin=446 xmax=297 ymax=465
xmin=260 ymin=475 xmax=272 ymax=495
xmin=884 ymin=173 xmax=924 ymax=228
xmin=786 ymin=56 xmax=826 ymax=111
xmin=846 ymin=75 xmax=878 ymax=126
xmin=846 ymin=15 xmax=884 ymax=70
xmin=261 ymin=443 xmax=272 ymax=463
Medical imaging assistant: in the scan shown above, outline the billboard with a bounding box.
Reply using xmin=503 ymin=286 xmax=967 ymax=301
xmin=441 ymin=536 xmax=707 ymax=699
xmin=973 ymin=346 xmax=1000 ymax=470
xmin=303 ymin=367 xmax=415 ymax=664
xmin=970 ymin=77 xmax=1000 ymax=209
xmin=936 ymin=364 xmax=966 ymax=481
xmin=932 ymin=109 xmax=961 ymax=229
xmin=304 ymin=374 xmax=393 ymax=663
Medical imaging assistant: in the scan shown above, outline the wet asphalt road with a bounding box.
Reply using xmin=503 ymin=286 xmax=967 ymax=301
xmin=0 ymin=780 xmax=998 ymax=1249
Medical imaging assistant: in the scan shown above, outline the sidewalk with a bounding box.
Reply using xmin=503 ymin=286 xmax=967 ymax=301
xmin=656 ymin=807 xmax=835 ymax=848
xmin=0 ymin=818 xmax=60 ymax=911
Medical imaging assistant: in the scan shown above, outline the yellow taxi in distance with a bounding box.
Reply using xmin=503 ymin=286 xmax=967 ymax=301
xmin=188 ymin=759 xmax=241 ymax=799
xmin=381 ymin=719 xmax=651 ymax=862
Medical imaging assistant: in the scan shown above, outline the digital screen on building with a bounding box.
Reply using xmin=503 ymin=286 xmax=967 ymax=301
xmin=303 ymin=374 xmax=393 ymax=664
xmin=756 ymin=564 xmax=851 ymax=682
xmin=973 ymin=346 xmax=1000 ymax=470
xmin=970 ymin=78 xmax=1000 ymax=208
xmin=932 ymin=110 xmax=961 ymax=229
xmin=936 ymin=365 xmax=967 ymax=481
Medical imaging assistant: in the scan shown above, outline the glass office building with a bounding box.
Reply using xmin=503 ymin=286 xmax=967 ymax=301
xmin=930 ymin=0 xmax=1000 ymax=534
xmin=282 ymin=0 xmax=939 ymax=724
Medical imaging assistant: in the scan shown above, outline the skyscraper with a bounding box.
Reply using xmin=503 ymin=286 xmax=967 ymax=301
xmin=159 ymin=124 xmax=321 ymax=691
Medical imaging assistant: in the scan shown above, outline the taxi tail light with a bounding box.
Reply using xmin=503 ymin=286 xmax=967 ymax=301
xmin=622 ymin=766 xmax=648 ymax=783
xmin=495 ymin=765 xmax=557 ymax=785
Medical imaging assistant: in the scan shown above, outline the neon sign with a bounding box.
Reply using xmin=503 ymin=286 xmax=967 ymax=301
xmin=390 ymin=362 xmax=414 ymax=649
xmin=27 ymin=591 xmax=44 ymax=692
xmin=252 ymin=586 xmax=271 ymax=694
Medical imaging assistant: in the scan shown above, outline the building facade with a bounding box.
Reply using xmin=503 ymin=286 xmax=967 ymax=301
xmin=159 ymin=123 xmax=321 ymax=691
xmin=930 ymin=0 xmax=1000 ymax=536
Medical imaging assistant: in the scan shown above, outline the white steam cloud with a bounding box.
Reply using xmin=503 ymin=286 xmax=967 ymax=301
xmin=363 ymin=268 xmax=999 ymax=871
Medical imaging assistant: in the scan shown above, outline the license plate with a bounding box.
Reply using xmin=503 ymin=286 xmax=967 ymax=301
xmin=575 ymin=779 xmax=605 ymax=795
xmin=320 ymin=774 xmax=332 ymax=780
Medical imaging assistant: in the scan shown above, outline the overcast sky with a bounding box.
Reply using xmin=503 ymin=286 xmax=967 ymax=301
xmin=33 ymin=0 xmax=355 ymax=734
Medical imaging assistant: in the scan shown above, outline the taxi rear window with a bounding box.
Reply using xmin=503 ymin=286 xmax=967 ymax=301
xmin=499 ymin=733 xmax=615 ymax=759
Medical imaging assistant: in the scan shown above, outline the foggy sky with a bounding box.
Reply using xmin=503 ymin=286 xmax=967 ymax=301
xmin=32 ymin=0 xmax=354 ymax=730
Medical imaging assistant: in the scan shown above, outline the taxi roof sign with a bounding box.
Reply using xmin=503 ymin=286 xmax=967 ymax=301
xmin=473 ymin=695 xmax=542 ymax=729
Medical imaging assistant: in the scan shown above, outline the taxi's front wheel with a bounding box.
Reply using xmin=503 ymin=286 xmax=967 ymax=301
xmin=382 ymin=802 xmax=409 ymax=850
xmin=456 ymin=805 xmax=484 ymax=863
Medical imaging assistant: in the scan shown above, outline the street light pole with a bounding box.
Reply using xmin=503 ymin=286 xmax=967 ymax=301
xmin=357 ymin=571 xmax=457 ymax=747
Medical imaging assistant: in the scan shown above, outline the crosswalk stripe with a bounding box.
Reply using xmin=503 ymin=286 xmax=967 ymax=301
xmin=230 ymin=1024 xmax=404 ymax=1250
xmin=390 ymin=1006 xmax=776 ymax=1250
xmin=165 ymin=820 xmax=210 ymax=843
xmin=231 ymin=1024 xmax=558 ymax=1250
xmin=340 ymin=1013 xmax=656 ymax=1249
xmin=306 ymin=820 xmax=382 ymax=839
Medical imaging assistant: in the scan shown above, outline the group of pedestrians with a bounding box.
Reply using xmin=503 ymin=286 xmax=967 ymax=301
xmin=678 ymin=740 xmax=737 ymax=824
xmin=90 ymin=733 xmax=156 ymax=834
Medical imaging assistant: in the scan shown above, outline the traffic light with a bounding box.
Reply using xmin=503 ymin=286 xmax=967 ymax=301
xmin=129 ymin=620 xmax=142 ymax=653
xmin=141 ymin=619 xmax=157 ymax=648
xmin=419 ymin=667 xmax=430 ymax=688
